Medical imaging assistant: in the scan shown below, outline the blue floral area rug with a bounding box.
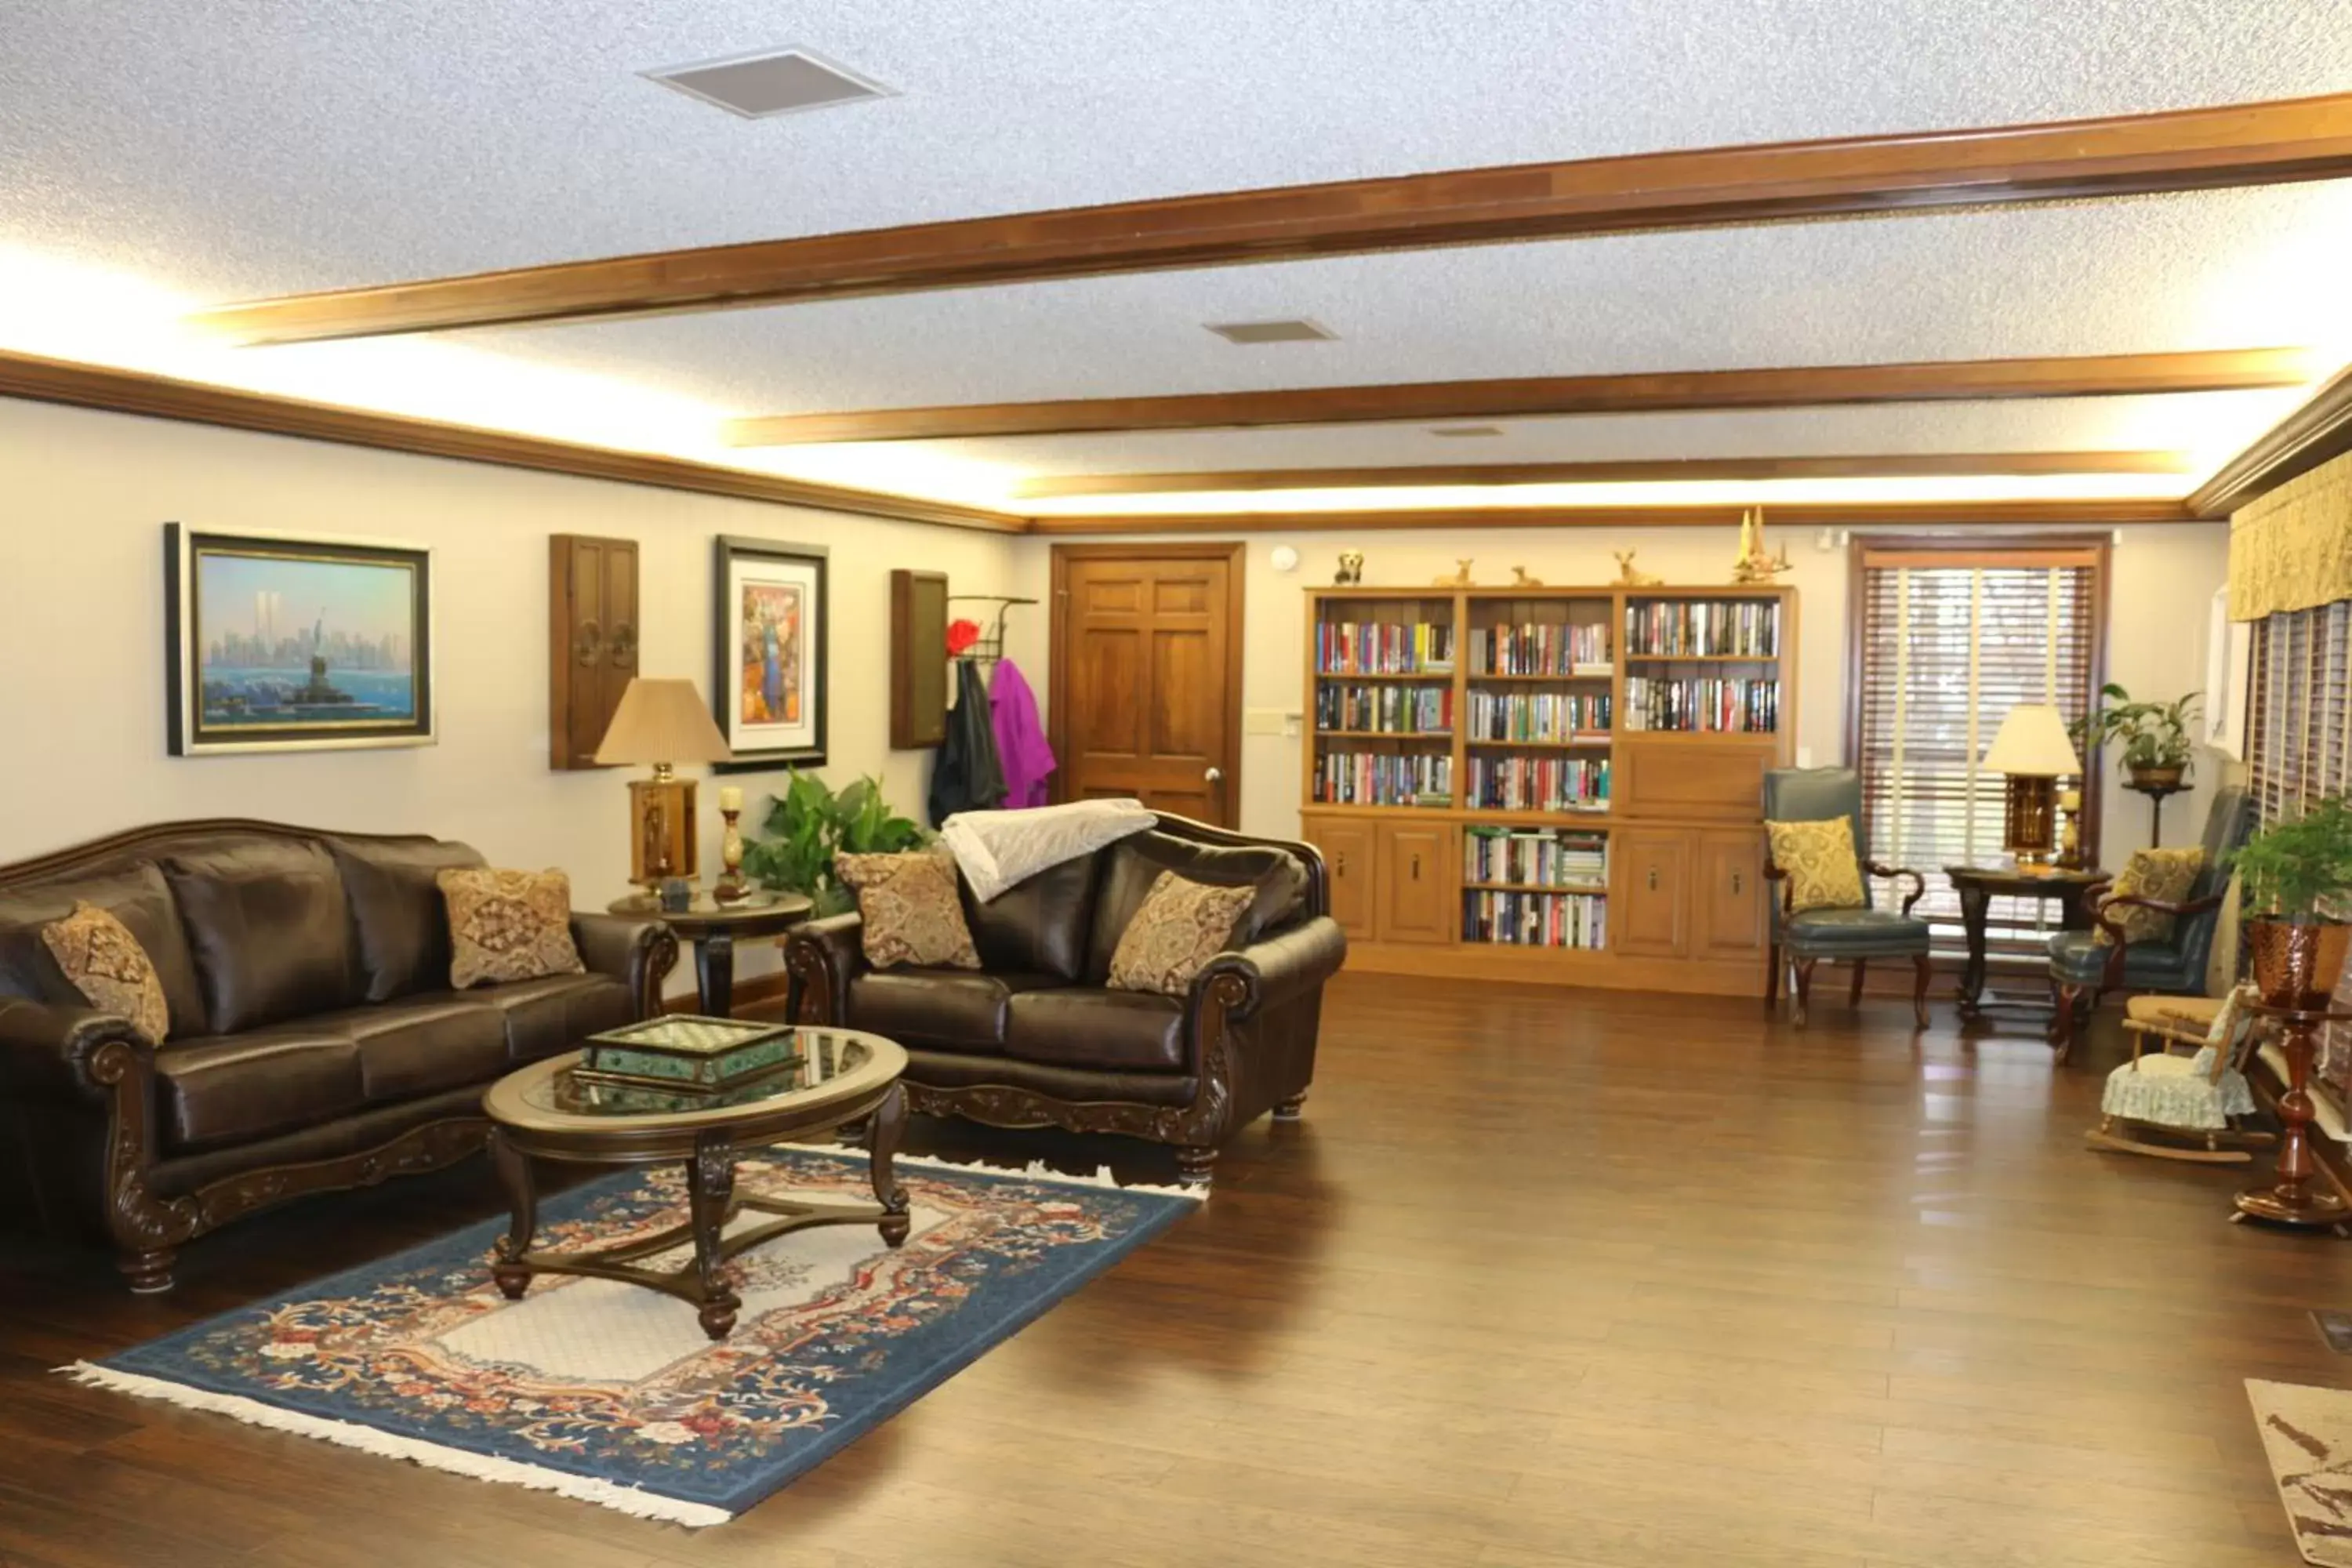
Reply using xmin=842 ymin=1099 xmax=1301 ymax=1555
xmin=67 ymin=1149 xmax=1198 ymax=1526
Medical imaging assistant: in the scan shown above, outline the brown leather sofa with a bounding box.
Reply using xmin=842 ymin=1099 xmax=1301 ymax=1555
xmin=783 ymin=813 xmax=1345 ymax=1184
xmin=0 ymin=819 xmax=676 ymax=1291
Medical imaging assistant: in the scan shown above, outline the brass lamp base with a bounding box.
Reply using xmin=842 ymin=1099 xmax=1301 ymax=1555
xmin=2002 ymin=774 xmax=2059 ymax=873
xmin=628 ymin=775 xmax=699 ymax=891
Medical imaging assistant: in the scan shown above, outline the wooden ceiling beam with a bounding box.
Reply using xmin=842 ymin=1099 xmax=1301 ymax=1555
xmin=194 ymin=94 xmax=2352 ymax=345
xmin=1014 ymin=451 xmax=2194 ymax=499
xmin=727 ymin=349 xmax=2313 ymax=447
xmin=1022 ymin=499 xmax=2201 ymax=535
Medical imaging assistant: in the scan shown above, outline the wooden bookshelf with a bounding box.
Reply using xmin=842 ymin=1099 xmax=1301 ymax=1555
xmin=1301 ymin=582 xmax=1798 ymax=995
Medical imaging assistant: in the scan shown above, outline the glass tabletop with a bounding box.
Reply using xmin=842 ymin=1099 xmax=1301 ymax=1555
xmin=521 ymin=1028 xmax=873 ymax=1119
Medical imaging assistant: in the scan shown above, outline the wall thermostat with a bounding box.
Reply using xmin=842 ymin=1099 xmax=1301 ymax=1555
xmin=1269 ymin=545 xmax=1300 ymax=572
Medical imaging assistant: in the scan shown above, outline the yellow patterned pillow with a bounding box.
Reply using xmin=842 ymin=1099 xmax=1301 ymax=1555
xmin=1107 ymin=871 xmax=1258 ymax=996
xmin=40 ymin=901 xmax=169 ymax=1043
xmin=2095 ymin=847 xmax=2203 ymax=946
xmin=1765 ymin=816 xmax=1867 ymax=913
xmin=437 ymin=868 xmax=586 ymax=989
xmin=836 ymin=851 xmax=980 ymax=970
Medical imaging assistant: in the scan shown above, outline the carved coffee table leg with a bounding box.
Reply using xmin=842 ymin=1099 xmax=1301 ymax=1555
xmin=869 ymin=1081 xmax=911 ymax=1248
xmin=696 ymin=931 xmax=736 ymax=1018
xmin=688 ymin=1133 xmax=742 ymax=1338
xmin=488 ymin=1127 xmax=535 ymax=1301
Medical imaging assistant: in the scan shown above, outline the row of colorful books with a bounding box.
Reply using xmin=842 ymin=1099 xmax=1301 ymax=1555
xmin=1622 ymin=677 xmax=1781 ymax=733
xmin=1316 ymin=620 xmax=1456 ymax=674
xmin=1312 ymin=752 xmax=1454 ymax=808
xmin=1463 ymin=826 xmax=1608 ymax=887
xmin=1623 ymin=600 xmax=1780 ymax=658
xmin=1465 ymin=621 xmax=1610 ymax=676
xmin=1315 ymin=683 xmax=1452 ymax=734
xmin=1462 ymin=890 xmax=1608 ymax=950
xmin=1464 ymin=690 xmax=1610 ymax=741
xmin=1464 ymin=756 xmax=1610 ymax=812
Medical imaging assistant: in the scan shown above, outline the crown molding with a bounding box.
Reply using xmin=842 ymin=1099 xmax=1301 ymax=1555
xmin=0 ymin=351 xmax=1025 ymax=534
xmin=1023 ymin=499 xmax=2201 ymax=535
xmin=2187 ymin=362 xmax=2352 ymax=516
xmin=194 ymin=93 xmax=2352 ymax=344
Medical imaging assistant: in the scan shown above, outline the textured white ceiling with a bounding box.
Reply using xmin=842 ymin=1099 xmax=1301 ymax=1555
xmin=3 ymin=0 xmax=2351 ymax=508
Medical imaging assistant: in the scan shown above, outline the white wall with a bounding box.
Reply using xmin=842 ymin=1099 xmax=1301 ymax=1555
xmin=1011 ymin=521 xmax=2232 ymax=864
xmin=0 ymin=396 xmax=1041 ymax=989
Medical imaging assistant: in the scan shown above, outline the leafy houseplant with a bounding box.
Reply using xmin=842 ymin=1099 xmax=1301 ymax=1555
xmin=2230 ymin=793 xmax=2352 ymax=1009
xmin=2072 ymin=683 xmax=2201 ymax=788
xmin=739 ymin=773 xmax=928 ymax=917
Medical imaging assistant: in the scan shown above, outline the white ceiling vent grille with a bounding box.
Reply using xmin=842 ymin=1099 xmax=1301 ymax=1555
xmin=1205 ymin=319 xmax=1337 ymax=345
xmin=1428 ymin=425 xmax=1504 ymax=437
xmin=644 ymin=48 xmax=895 ymax=119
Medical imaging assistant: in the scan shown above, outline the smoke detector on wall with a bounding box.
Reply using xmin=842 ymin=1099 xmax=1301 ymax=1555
xmin=644 ymin=48 xmax=895 ymax=118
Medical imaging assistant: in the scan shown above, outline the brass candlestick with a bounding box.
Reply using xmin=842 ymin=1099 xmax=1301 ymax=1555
xmin=714 ymin=805 xmax=748 ymax=903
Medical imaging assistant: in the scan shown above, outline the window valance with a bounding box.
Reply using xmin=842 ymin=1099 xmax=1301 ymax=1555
xmin=2230 ymin=451 xmax=2352 ymax=622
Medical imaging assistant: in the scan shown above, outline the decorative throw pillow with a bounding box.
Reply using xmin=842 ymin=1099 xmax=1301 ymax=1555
xmin=437 ymin=868 xmax=586 ymax=989
xmin=39 ymin=901 xmax=169 ymax=1043
xmin=837 ymin=851 xmax=980 ymax=970
xmin=2095 ymin=847 xmax=2204 ymax=946
xmin=1107 ymin=871 xmax=1257 ymax=996
xmin=1763 ymin=816 xmax=1867 ymax=913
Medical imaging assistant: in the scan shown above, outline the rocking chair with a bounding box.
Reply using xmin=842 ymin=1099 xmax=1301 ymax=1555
xmin=2085 ymin=982 xmax=2274 ymax=1163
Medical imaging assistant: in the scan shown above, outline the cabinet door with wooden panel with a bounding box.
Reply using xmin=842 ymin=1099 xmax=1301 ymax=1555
xmin=1614 ymin=738 xmax=1771 ymax=822
xmin=549 ymin=534 xmax=638 ymax=771
xmin=1613 ymin=829 xmax=1691 ymax=957
xmin=1301 ymin=815 xmax=1377 ymax=941
xmin=1695 ymin=829 xmax=1766 ymax=958
xmin=1374 ymin=820 xmax=1454 ymax=946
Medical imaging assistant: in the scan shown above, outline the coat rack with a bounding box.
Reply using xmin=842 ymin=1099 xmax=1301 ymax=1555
xmin=948 ymin=594 xmax=1036 ymax=665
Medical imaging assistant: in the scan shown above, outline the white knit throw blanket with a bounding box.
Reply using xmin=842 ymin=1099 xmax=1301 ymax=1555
xmin=939 ymin=799 xmax=1154 ymax=902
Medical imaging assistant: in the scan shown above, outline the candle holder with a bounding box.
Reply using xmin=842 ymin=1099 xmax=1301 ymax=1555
xmin=713 ymin=804 xmax=750 ymax=904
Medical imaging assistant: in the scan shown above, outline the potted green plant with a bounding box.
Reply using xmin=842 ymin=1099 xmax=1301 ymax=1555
xmin=2072 ymin=683 xmax=2202 ymax=789
xmin=739 ymin=772 xmax=928 ymax=916
xmin=2230 ymin=793 xmax=2352 ymax=1010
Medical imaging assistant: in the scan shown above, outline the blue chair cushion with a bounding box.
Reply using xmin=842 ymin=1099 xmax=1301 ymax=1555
xmin=2047 ymin=929 xmax=2196 ymax=989
xmin=1784 ymin=907 xmax=1931 ymax=956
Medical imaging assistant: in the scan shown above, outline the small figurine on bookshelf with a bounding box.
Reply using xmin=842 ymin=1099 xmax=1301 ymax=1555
xmin=1612 ymin=549 xmax=1663 ymax=587
xmin=1333 ymin=550 xmax=1364 ymax=585
xmin=1509 ymin=565 xmax=1544 ymax=587
xmin=1730 ymin=507 xmax=1791 ymax=584
xmin=1432 ymin=559 xmax=1475 ymax=586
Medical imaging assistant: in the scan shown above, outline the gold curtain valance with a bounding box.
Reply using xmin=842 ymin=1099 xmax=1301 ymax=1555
xmin=2230 ymin=450 xmax=2352 ymax=621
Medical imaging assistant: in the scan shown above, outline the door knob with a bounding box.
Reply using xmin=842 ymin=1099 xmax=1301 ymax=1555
xmin=1205 ymin=766 xmax=1224 ymax=783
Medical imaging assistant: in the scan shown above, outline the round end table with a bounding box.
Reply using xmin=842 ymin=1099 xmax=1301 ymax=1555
xmin=608 ymin=890 xmax=813 ymax=1017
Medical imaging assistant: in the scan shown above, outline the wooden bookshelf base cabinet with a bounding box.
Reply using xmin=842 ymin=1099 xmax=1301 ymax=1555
xmin=1302 ymin=582 xmax=1795 ymax=996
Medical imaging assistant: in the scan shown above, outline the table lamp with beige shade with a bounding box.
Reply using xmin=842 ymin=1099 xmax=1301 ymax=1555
xmin=1982 ymin=703 xmax=2084 ymax=873
xmin=594 ymin=677 xmax=732 ymax=892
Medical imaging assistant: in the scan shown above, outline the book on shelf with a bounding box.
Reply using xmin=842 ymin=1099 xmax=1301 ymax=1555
xmin=1623 ymin=599 xmax=1780 ymax=658
xmin=1313 ymin=751 xmax=1454 ymax=808
xmin=1465 ymin=689 xmax=1610 ymax=742
xmin=1464 ymin=826 xmax=1609 ymax=887
xmin=1622 ymin=676 xmax=1780 ymax=734
xmin=1465 ymin=755 xmax=1610 ymax=812
xmin=1462 ymin=887 xmax=1608 ymax=950
xmin=1316 ymin=682 xmax=1453 ymax=735
xmin=1467 ymin=620 xmax=1609 ymax=676
xmin=1316 ymin=619 xmax=1455 ymax=675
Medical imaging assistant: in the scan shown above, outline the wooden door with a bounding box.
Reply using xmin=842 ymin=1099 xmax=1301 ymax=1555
xmin=1696 ymin=829 xmax=1766 ymax=958
xmin=1613 ymin=829 xmax=1691 ymax=957
xmin=548 ymin=535 xmax=638 ymax=771
xmin=1302 ymin=815 xmax=1377 ymax=940
xmin=1051 ymin=545 xmax=1245 ymax=825
xmin=1375 ymin=821 xmax=1454 ymax=945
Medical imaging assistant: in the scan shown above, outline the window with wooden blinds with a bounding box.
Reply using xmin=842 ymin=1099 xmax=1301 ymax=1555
xmin=1847 ymin=543 xmax=2107 ymax=946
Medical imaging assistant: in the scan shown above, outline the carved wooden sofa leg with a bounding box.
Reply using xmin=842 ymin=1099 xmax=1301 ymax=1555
xmin=118 ymin=1247 xmax=180 ymax=1294
xmin=1272 ymin=1093 xmax=1308 ymax=1122
xmin=1175 ymin=1146 xmax=1218 ymax=1186
xmin=88 ymin=1038 xmax=199 ymax=1294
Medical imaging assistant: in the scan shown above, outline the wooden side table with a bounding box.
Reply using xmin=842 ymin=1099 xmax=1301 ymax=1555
xmin=2236 ymin=1002 xmax=2352 ymax=1232
xmin=1945 ymin=864 xmax=2107 ymax=1025
xmin=608 ymin=891 xmax=814 ymax=1016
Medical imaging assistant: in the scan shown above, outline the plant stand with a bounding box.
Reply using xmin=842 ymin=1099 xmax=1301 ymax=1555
xmin=2234 ymin=1002 xmax=2352 ymax=1232
xmin=2127 ymin=778 xmax=2190 ymax=848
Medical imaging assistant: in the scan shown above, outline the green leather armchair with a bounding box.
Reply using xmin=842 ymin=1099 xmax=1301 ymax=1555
xmin=1763 ymin=768 xmax=1933 ymax=1028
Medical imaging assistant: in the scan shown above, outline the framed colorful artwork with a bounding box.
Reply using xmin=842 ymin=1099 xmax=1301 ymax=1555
xmin=165 ymin=524 xmax=434 ymax=755
xmin=713 ymin=535 xmax=828 ymax=771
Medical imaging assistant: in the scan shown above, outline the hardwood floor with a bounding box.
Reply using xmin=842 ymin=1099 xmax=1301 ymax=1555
xmin=2 ymin=973 xmax=2343 ymax=1566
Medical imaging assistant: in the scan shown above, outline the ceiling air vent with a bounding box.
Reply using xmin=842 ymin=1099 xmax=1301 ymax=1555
xmin=644 ymin=48 xmax=895 ymax=119
xmin=1205 ymin=319 xmax=1337 ymax=345
xmin=1428 ymin=426 xmax=1504 ymax=437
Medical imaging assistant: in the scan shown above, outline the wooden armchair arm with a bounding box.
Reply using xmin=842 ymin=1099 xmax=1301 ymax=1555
xmin=2089 ymin=889 xmax=2223 ymax=987
xmin=1864 ymin=862 xmax=1926 ymax=916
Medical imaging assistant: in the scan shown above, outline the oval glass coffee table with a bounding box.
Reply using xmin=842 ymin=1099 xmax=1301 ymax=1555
xmin=482 ymin=1026 xmax=909 ymax=1340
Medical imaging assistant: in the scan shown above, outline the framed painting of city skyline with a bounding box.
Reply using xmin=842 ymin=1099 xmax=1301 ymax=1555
xmin=712 ymin=534 xmax=827 ymax=772
xmin=165 ymin=524 xmax=435 ymax=756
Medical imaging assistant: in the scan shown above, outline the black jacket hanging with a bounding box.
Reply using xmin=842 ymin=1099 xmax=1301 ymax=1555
xmin=927 ymin=660 xmax=1008 ymax=826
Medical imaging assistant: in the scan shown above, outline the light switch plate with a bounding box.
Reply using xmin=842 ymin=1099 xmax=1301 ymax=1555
xmin=1796 ymin=746 xmax=1815 ymax=768
xmin=1245 ymin=708 xmax=1290 ymax=736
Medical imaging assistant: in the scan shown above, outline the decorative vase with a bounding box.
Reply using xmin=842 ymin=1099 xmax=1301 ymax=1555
xmin=2127 ymin=763 xmax=2185 ymax=791
xmin=2247 ymin=918 xmax=2352 ymax=1011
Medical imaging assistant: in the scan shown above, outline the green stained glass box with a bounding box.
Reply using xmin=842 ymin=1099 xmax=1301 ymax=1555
xmin=575 ymin=1015 xmax=800 ymax=1094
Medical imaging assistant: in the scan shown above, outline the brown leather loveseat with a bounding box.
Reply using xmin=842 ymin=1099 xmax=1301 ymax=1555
xmin=784 ymin=813 xmax=1345 ymax=1184
xmin=0 ymin=819 xmax=676 ymax=1291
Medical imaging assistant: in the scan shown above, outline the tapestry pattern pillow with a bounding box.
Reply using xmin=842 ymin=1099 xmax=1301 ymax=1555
xmin=437 ymin=868 xmax=586 ymax=989
xmin=837 ymin=851 xmax=980 ymax=970
xmin=40 ymin=901 xmax=169 ymax=1043
xmin=2095 ymin=847 xmax=2204 ymax=946
xmin=1764 ymin=816 xmax=1867 ymax=913
xmin=1106 ymin=871 xmax=1257 ymax=996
